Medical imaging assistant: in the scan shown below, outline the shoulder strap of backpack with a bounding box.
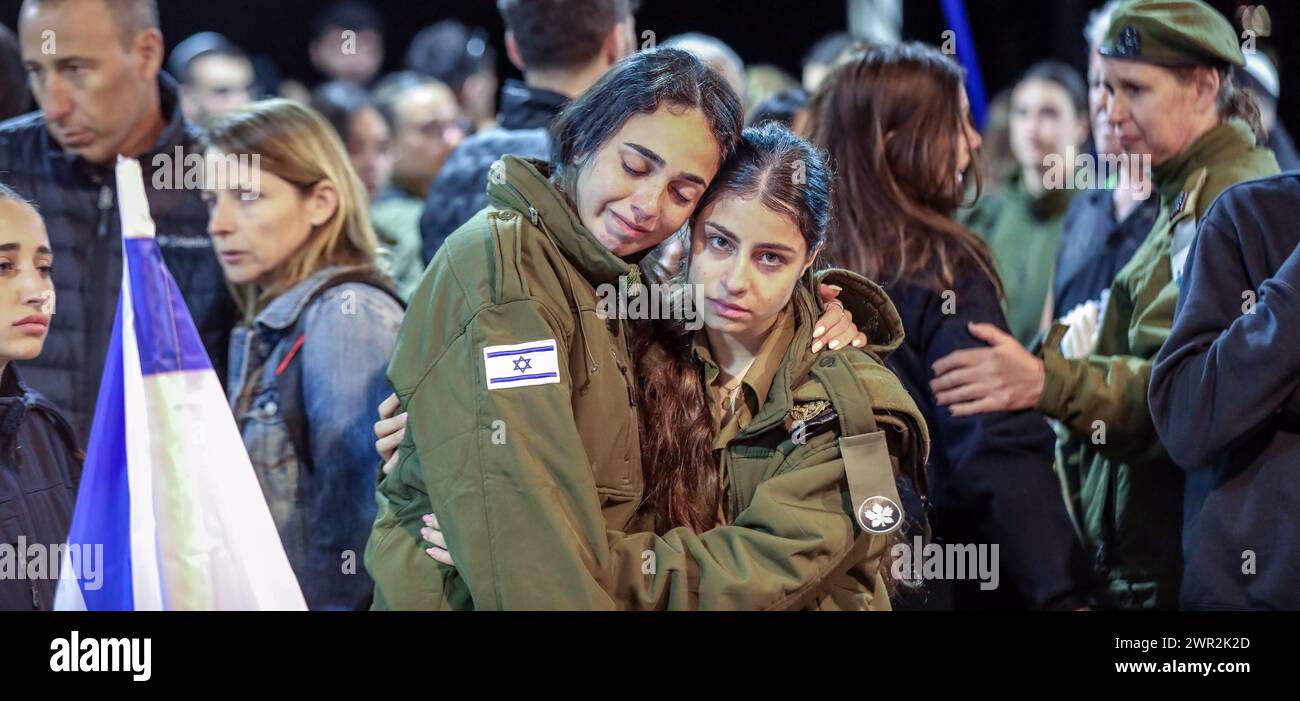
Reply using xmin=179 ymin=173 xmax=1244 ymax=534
xmin=808 ymin=355 xmax=903 ymax=536
xmin=276 ymin=270 xmax=405 ymax=473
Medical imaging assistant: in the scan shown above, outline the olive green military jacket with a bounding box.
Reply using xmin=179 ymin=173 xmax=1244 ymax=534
xmin=366 ymin=156 xmax=647 ymax=610
xmin=1035 ymin=119 xmax=1278 ymax=609
xmin=365 ymin=155 xmax=929 ymax=610
xmin=605 ymin=274 xmax=929 ymax=610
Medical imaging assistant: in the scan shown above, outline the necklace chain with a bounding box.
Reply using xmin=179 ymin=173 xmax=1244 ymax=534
xmin=719 ymin=378 xmax=743 ymax=414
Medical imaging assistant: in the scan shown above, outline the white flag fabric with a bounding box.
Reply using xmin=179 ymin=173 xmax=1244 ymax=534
xmin=54 ymin=157 xmax=306 ymax=610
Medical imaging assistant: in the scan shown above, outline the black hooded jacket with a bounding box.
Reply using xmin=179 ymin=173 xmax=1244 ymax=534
xmin=0 ymin=364 xmax=82 ymax=610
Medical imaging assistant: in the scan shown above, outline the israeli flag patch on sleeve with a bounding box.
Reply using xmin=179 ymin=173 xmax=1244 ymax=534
xmin=483 ymin=339 xmax=561 ymax=389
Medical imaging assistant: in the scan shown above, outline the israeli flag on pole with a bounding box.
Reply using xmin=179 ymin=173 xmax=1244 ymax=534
xmin=54 ymin=157 xmax=306 ymax=610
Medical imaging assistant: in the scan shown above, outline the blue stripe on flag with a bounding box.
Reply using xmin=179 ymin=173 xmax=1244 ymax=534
xmin=124 ymin=238 xmax=213 ymax=376
xmin=61 ymin=296 xmax=134 ymax=609
xmin=489 ymin=372 xmax=560 ymax=384
xmin=485 ymin=345 xmax=555 ymax=358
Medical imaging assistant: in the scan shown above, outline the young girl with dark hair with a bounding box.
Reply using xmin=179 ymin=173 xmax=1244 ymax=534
xmin=366 ymin=49 xmax=863 ymax=610
xmin=418 ymin=123 xmax=929 ymax=610
xmin=809 ymin=43 xmax=1092 ymax=610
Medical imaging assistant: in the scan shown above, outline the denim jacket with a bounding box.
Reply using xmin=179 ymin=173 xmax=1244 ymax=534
xmin=228 ymin=265 xmax=403 ymax=610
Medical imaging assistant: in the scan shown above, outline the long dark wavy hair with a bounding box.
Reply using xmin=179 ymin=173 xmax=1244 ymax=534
xmin=632 ymin=122 xmax=832 ymax=534
xmin=808 ymin=42 xmax=1002 ymax=296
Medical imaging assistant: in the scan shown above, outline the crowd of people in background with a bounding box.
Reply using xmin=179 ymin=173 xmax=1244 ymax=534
xmin=1 ymin=0 xmax=1297 ymax=612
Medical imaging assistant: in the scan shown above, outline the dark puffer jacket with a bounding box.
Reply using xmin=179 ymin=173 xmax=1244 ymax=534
xmin=0 ymin=74 xmax=237 ymax=446
xmin=0 ymin=365 xmax=82 ymax=611
xmin=418 ymin=80 xmax=568 ymax=262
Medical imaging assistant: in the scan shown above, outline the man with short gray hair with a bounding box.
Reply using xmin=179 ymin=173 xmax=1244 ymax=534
xmin=0 ymin=0 xmax=236 ymax=445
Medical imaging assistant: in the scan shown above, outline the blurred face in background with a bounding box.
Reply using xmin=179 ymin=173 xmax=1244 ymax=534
xmin=345 ymin=105 xmax=393 ymax=198
xmin=1088 ymin=49 xmax=1122 ymax=157
xmin=459 ymin=63 xmax=499 ymax=130
xmin=390 ymin=83 xmax=465 ymax=196
xmin=1010 ymin=77 xmax=1088 ymax=176
xmin=20 ymin=0 xmax=165 ymax=165
xmin=310 ymin=27 xmax=383 ymax=85
xmin=0 ymin=198 xmax=55 ymax=364
xmin=182 ymin=52 xmax=256 ymax=126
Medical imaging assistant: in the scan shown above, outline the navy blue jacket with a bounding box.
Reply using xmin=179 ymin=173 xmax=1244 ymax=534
xmin=1054 ymin=187 xmax=1157 ymax=317
xmin=1267 ymin=123 xmax=1300 ymax=172
xmin=883 ymin=268 xmax=1092 ymax=609
xmin=419 ymin=80 xmax=568 ymax=262
xmin=1150 ymin=173 xmax=1300 ymax=610
xmin=0 ymin=75 xmax=237 ymax=446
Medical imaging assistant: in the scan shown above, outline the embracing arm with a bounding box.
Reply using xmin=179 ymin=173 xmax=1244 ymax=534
xmin=926 ymin=280 xmax=1091 ymax=608
xmin=599 ymin=426 xmax=896 ymax=610
xmin=1034 ymin=269 xmax=1172 ymax=466
xmin=425 ymin=354 xmax=922 ymax=610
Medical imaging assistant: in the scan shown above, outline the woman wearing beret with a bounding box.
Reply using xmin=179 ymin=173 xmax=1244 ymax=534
xmin=928 ymin=0 xmax=1279 ymax=609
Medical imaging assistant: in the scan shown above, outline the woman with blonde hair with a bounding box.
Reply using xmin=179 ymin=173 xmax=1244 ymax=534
xmin=201 ymin=98 xmax=404 ymax=610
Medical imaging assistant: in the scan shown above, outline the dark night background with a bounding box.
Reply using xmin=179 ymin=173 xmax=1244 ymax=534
xmin=2 ymin=0 xmax=1296 ymax=133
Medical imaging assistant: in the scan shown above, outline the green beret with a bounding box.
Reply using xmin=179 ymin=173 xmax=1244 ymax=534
xmin=1100 ymin=0 xmax=1244 ymax=68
